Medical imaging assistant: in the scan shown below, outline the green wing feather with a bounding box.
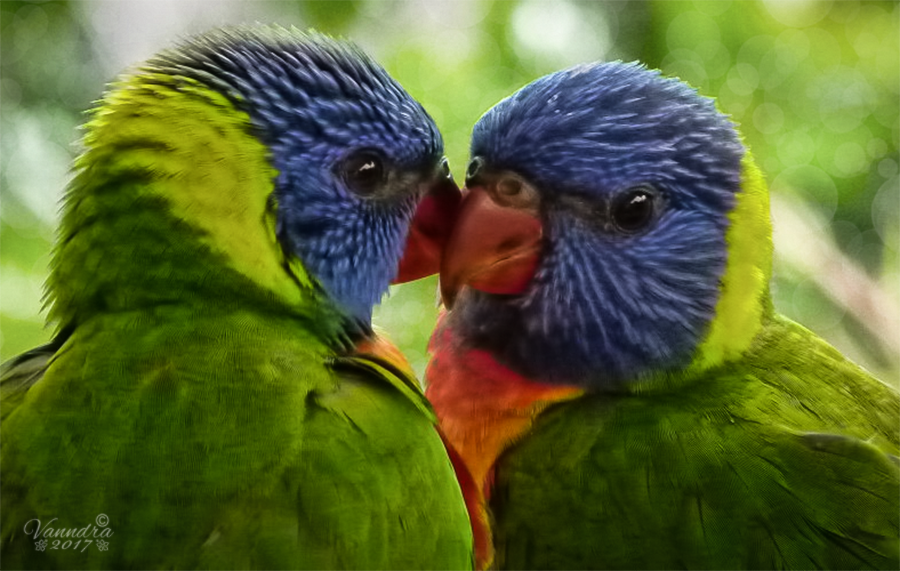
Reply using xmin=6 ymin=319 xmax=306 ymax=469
xmin=492 ymin=314 xmax=899 ymax=570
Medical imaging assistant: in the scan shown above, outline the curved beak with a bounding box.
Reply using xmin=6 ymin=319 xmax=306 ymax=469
xmin=440 ymin=186 xmax=543 ymax=309
xmin=393 ymin=172 xmax=462 ymax=284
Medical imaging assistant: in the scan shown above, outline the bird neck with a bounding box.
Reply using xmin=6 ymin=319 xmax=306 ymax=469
xmin=688 ymin=152 xmax=774 ymax=373
xmin=426 ymin=314 xmax=583 ymax=568
xmin=47 ymin=72 xmax=345 ymax=339
xmin=426 ymin=313 xmax=584 ymax=500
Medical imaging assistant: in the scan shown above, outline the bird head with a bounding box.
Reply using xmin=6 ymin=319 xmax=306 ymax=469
xmin=441 ymin=62 xmax=772 ymax=386
xmin=152 ymin=28 xmax=460 ymax=325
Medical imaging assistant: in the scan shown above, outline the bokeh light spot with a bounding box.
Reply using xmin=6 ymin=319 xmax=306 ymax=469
xmin=725 ymin=63 xmax=758 ymax=96
xmin=763 ymin=0 xmax=832 ymax=28
xmin=832 ymin=142 xmax=867 ymax=177
xmin=661 ymin=49 xmax=708 ymax=92
xmin=753 ymin=102 xmax=784 ymax=135
xmin=764 ymin=155 xmax=782 ymax=175
xmin=777 ymin=131 xmax=816 ymax=166
xmin=805 ymin=27 xmax=842 ymax=70
xmin=737 ymin=34 xmax=775 ymax=66
xmin=814 ymin=67 xmax=873 ymax=134
xmin=867 ymin=138 xmax=888 ymax=160
xmin=878 ymin=158 xmax=898 ymax=179
xmin=717 ymin=82 xmax=750 ymax=121
xmin=852 ymin=30 xmax=879 ymax=60
xmin=771 ymin=165 xmax=838 ymax=222
xmin=511 ymin=0 xmax=611 ymax=68
xmin=777 ymin=28 xmax=811 ymax=59
xmin=694 ymin=40 xmax=731 ymax=79
xmin=758 ymin=30 xmax=807 ymax=90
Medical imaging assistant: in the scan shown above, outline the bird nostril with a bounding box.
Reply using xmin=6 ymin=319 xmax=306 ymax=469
xmin=497 ymin=237 xmax=525 ymax=253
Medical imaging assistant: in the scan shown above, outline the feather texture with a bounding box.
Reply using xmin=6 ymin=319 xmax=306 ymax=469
xmin=2 ymin=27 xmax=472 ymax=569
xmin=490 ymin=315 xmax=899 ymax=569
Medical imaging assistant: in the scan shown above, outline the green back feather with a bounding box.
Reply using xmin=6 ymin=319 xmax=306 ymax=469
xmin=493 ymin=314 xmax=899 ymax=569
xmin=2 ymin=311 xmax=472 ymax=568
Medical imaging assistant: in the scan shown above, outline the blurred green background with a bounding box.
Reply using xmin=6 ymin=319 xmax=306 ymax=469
xmin=1 ymin=0 xmax=897 ymax=384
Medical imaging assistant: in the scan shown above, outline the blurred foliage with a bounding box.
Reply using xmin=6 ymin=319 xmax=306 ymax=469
xmin=1 ymin=0 xmax=897 ymax=384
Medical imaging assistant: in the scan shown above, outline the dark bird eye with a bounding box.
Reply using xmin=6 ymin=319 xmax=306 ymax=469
xmin=611 ymin=185 xmax=658 ymax=233
xmin=465 ymin=157 xmax=484 ymax=184
xmin=342 ymin=150 xmax=386 ymax=195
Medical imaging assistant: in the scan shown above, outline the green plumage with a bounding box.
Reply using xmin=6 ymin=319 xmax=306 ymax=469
xmin=3 ymin=311 xmax=470 ymax=568
xmin=493 ymin=313 xmax=899 ymax=569
xmin=1 ymin=30 xmax=472 ymax=569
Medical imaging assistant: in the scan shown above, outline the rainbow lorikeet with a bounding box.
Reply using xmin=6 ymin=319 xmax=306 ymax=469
xmin=1 ymin=27 xmax=472 ymax=569
xmin=427 ymin=61 xmax=899 ymax=569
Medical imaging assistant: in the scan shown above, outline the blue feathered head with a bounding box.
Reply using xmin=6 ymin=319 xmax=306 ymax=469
xmin=443 ymin=61 xmax=749 ymax=385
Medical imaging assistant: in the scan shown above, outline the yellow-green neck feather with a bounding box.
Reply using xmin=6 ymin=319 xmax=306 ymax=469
xmin=691 ymin=152 xmax=774 ymax=371
xmin=48 ymin=71 xmax=313 ymax=327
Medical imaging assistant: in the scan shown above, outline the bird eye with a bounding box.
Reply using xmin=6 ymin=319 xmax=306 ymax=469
xmin=611 ymin=185 xmax=659 ymax=233
xmin=465 ymin=157 xmax=484 ymax=184
xmin=342 ymin=150 xmax=386 ymax=195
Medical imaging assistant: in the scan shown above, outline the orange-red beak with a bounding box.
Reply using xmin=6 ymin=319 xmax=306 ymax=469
xmin=440 ymin=186 xmax=543 ymax=308
xmin=393 ymin=172 xmax=462 ymax=284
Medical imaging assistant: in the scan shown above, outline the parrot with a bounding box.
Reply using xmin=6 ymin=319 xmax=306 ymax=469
xmin=0 ymin=26 xmax=474 ymax=569
xmin=425 ymin=61 xmax=900 ymax=570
